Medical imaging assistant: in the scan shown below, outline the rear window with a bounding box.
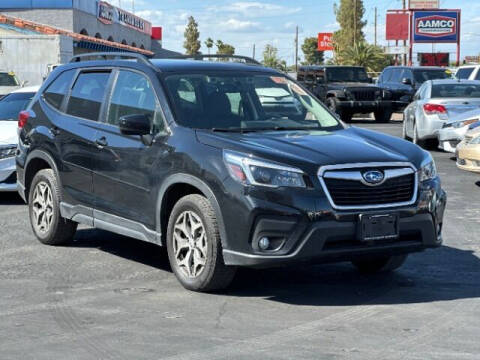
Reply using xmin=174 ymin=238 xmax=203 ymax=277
xmin=0 ymin=72 xmax=19 ymax=86
xmin=0 ymin=92 xmax=35 ymax=120
xmin=43 ymin=70 xmax=76 ymax=110
xmin=431 ymin=84 xmax=480 ymax=98
xmin=66 ymin=72 xmax=111 ymax=121
xmin=456 ymin=68 xmax=475 ymax=80
xmin=414 ymin=70 xmax=450 ymax=84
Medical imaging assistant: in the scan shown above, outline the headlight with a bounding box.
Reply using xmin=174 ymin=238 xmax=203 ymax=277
xmin=224 ymin=150 xmax=306 ymax=188
xmin=452 ymin=119 xmax=479 ymax=129
xmin=418 ymin=156 xmax=437 ymax=182
xmin=0 ymin=145 xmax=17 ymax=160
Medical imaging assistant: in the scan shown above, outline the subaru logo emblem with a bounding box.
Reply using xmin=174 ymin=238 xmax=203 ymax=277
xmin=362 ymin=170 xmax=384 ymax=185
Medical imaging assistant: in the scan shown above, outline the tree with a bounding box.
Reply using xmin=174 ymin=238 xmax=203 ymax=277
xmin=301 ymin=37 xmax=324 ymax=65
xmin=215 ymin=40 xmax=235 ymax=56
xmin=262 ymin=44 xmax=283 ymax=70
xmin=337 ymin=42 xmax=391 ymax=72
xmin=183 ymin=16 xmax=201 ymax=55
xmin=204 ymin=37 xmax=214 ymax=54
xmin=332 ymin=0 xmax=366 ymax=53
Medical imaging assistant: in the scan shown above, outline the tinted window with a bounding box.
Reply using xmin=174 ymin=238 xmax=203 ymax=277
xmin=107 ymin=70 xmax=164 ymax=132
xmin=43 ymin=70 xmax=75 ymax=110
xmin=0 ymin=92 xmax=35 ymax=120
xmin=413 ymin=70 xmax=450 ymax=84
xmin=431 ymin=84 xmax=480 ymax=98
xmin=0 ymin=72 xmax=19 ymax=86
xmin=475 ymin=71 xmax=480 ymax=81
xmin=66 ymin=72 xmax=110 ymax=121
xmin=381 ymin=69 xmax=393 ymax=83
xmin=326 ymin=67 xmax=369 ymax=82
xmin=390 ymin=69 xmax=403 ymax=83
xmin=456 ymin=68 xmax=475 ymax=80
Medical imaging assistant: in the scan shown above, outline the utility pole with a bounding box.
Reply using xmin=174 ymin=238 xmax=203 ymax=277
xmin=403 ymin=0 xmax=407 ymax=65
xmin=353 ymin=0 xmax=357 ymax=46
xmin=132 ymin=0 xmax=135 ymax=14
xmin=252 ymin=44 xmax=256 ymax=60
xmin=295 ymin=26 xmax=299 ymax=73
xmin=374 ymin=7 xmax=377 ymax=46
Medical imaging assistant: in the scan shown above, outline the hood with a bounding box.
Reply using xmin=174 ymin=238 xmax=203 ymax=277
xmin=328 ymin=82 xmax=378 ymax=90
xmin=196 ymin=126 xmax=426 ymax=174
xmin=0 ymin=121 xmax=19 ymax=145
xmin=0 ymin=86 xmax=22 ymax=96
xmin=445 ymin=107 xmax=480 ymax=125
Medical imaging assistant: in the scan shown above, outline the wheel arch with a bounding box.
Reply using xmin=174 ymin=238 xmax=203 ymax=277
xmin=24 ymin=150 xmax=60 ymax=202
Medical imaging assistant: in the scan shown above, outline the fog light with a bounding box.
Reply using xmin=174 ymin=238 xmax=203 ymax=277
xmin=258 ymin=237 xmax=270 ymax=250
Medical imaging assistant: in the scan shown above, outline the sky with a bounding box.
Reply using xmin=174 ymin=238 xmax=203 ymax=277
xmin=119 ymin=0 xmax=478 ymax=64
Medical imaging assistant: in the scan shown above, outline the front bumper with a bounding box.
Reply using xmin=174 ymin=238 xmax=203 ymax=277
xmin=0 ymin=157 xmax=17 ymax=192
xmin=456 ymin=143 xmax=480 ymax=173
xmin=222 ymin=178 xmax=446 ymax=268
xmin=336 ymin=100 xmax=392 ymax=113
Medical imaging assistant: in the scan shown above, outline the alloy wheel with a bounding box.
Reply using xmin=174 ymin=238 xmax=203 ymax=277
xmin=31 ymin=181 xmax=54 ymax=235
xmin=173 ymin=211 xmax=208 ymax=278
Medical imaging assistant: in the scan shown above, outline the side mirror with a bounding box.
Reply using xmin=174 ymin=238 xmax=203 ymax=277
xmin=402 ymin=78 xmax=412 ymax=85
xmin=119 ymin=114 xmax=151 ymax=136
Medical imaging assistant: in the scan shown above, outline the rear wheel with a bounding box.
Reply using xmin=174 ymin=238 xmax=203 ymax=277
xmin=412 ymin=122 xmax=425 ymax=148
xmin=28 ymin=169 xmax=77 ymax=245
xmin=402 ymin=115 xmax=411 ymax=140
xmin=352 ymin=254 xmax=408 ymax=273
xmin=166 ymin=194 xmax=236 ymax=292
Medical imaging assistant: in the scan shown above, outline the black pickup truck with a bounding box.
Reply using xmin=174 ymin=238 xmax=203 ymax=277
xmin=298 ymin=65 xmax=393 ymax=122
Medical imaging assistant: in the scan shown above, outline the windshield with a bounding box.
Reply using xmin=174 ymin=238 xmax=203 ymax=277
xmin=326 ymin=68 xmax=369 ymax=83
xmin=0 ymin=92 xmax=35 ymax=120
xmin=0 ymin=73 xmax=19 ymax=86
xmin=163 ymin=73 xmax=342 ymax=132
xmin=414 ymin=70 xmax=450 ymax=84
xmin=431 ymin=84 xmax=480 ymax=98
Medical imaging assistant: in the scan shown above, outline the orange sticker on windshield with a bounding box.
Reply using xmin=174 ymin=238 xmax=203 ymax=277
xmin=270 ymin=76 xmax=288 ymax=84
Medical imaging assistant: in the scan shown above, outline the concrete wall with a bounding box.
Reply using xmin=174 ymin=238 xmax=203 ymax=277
xmin=0 ymin=35 xmax=73 ymax=85
xmin=0 ymin=9 xmax=74 ymax=32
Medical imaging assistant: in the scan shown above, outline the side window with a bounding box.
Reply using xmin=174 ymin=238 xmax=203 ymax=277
xmin=381 ymin=69 xmax=391 ymax=83
xmin=66 ymin=72 xmax=111 ymax=121
xmin=475 ymin=69 xmax=480 ymax=81
xmin=43 ymin=70 xmax=76 ymax=110
xmin=456 ymin=68 xmax=474 ymax=80
xmin=107 ymin=70 xmax=164 ymax=132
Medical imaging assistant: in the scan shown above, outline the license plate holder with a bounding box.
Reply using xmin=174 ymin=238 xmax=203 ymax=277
xmin=359 ymin=214 xmax=399 ymax=242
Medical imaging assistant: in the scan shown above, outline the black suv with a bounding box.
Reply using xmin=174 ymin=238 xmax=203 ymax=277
xmin=297 ymin=65 xmax=393 ymax=122
xmin=377 ymin=66 xmax=452 ymax=112
xmin=16 ymin=53 xmax=446 ymax=292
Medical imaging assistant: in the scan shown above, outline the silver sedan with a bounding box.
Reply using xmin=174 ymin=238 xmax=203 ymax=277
xmin=403 ymin=80 xmax=480 ymax=148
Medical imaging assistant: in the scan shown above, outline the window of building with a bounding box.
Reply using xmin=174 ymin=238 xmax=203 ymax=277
xmin=66 ymin=72 xmax=111 ymax=121
xmin=43 ymin=70 xmax=76 ymax=110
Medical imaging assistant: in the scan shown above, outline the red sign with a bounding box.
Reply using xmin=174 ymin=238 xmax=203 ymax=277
xmin=318 ymin=33 xmax=333 ymax=51
xmin=386 ymin=13 xmax=410 ymax=40
xmin=419 ymin=53 xmax=449 ymax=66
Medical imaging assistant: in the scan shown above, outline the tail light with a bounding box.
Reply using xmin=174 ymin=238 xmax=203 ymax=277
xmin=423 ymin=103 xmax=447 ymax=115
xmin=18 ymin=110 xmax=30 ymax=128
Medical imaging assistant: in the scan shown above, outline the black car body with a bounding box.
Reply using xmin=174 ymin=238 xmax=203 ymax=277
xmin=16 ymin=53 xmax=446 ymax=291
xmin=377 ymin=66 xmax=452 ymax=112
xmin=298 ymin=65 xmax=393 ymax=122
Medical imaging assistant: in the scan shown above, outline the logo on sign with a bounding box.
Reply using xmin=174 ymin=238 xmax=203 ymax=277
xmin=416 ymin=15 xmax=456 ymax=37
xmin=98 ymin=1 xmax=114 ymax=25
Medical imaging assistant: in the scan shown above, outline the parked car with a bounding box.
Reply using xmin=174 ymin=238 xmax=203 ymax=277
xmin=455 ymin=65 xmax=480 ymax=81
xmin=377 ymin=66 xmax=452 ymax=112
xmin=0 ymin=71 xmax=22 ymax=100
xmin=297 ymin=65 xmax=393 ymax=122
xmin=403 ymin=80 xmax=480 ymax=148
xmin=0 ymin=86 xmax=39 ymax=192
xmin=437 ymin=108 xmax=480 ymax=153
xmin=17 ymin=53 xmax=446 ymax=292
xmin=456 ymin=126 xmax=480 ymax=173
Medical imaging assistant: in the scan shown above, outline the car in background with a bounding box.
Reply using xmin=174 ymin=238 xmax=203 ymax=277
xmin=438 ymin=108 xmax=480 ymax=153
xmin=297 ymin=65 xmax=393 ymax=122
xmin=456 ymin=126 xmax=480 ymax=173
xmin=0 ymin=71 xmax=22 ymax=100
xmin=377 ymin=66 xmax=452 ymax=112
xmin=403 ymin=80 xmax=480 ymax=148
xmin=455 ymin=65 xmax=480 ymax=81
xmin=0 ymin=86 xmax=39 ymax=191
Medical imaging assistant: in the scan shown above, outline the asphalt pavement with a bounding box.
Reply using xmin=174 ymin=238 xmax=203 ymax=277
xmin=1 ymin=120 xmax=479 ymax=360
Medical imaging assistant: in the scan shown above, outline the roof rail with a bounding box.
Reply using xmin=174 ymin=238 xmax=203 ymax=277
xmin=173 ymin=54 xmax=262 ymax=66
xmin=69 ymin=52 xmax=158 ymax=71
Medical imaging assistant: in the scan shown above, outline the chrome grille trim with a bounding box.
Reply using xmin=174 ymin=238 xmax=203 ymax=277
xmin=318 ymin=162 xmax=418 ymax=210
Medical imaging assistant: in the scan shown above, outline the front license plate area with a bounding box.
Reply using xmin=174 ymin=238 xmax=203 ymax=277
xmin=359 ymin=214 xmax=399 ymax=242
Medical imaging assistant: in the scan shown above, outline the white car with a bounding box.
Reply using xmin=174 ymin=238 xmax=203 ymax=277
xmin=0 ymin=86 xmax=39 ymax=192
xmin=0 ymin=71 xmax=22 ymax=100
xmin=455 ymin=65 xmax=480 ymax=81
xmin=437 ymin=108 xmax=480 ymax=153
xmin=403 ymin=80 xmax=480 ymax=148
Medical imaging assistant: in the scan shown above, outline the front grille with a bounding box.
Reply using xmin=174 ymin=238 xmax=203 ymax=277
xmin=350 ymin=89 xmax=376 ymax=101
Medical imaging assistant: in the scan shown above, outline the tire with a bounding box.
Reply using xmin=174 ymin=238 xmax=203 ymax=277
xmin=326 ymin=97 xmax=345 ymax=120
xmin=412 ymin=121 xmax=425 ymax=148
xmin=28 ymin=169 xmax=77 ymax=245
xmin=374 ymin=109 xmax=392 ymax=123
xmin=352 ymin=254 xmax=408 ymax=273
xmin=402 ymin=114 xmax=411 ymax=140
xmin=166 ymin=194 xmax=236 ymax=292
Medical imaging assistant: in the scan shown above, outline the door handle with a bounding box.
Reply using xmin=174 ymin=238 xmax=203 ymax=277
xmin=95 ymin=137 xmax=108 ymax=148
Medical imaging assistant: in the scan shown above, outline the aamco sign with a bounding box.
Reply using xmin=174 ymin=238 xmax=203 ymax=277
xmin=413 ymin=10 xmax=460 ymax=43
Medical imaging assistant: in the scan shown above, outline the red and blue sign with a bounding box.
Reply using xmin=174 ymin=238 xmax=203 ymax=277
xmin=413 ymin=10 xmax=460 ymax=43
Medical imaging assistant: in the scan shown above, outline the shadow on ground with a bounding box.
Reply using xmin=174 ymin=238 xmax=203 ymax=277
xmin=70 ymin=229 xmax=480 ymax=307
xmin=0 ymin=192 xmax=24 ymax=206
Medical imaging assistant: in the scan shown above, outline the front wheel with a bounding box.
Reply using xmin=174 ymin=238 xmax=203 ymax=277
xmin=374 ymin=109 xmax=392 ymax=123
xmin=352 ymin=254 xmax=408 ymax=273
xmin=166 ymin=194 xmax=236 ymax=292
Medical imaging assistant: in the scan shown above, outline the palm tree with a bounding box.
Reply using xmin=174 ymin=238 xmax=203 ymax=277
xmin=204 ymin=37 xmax=214 ymax=54
xmin=338 ymin=42 xmax=389 ymax=72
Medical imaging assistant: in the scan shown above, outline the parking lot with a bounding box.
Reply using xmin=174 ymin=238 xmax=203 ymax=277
xmin=1 ymin=120 xmax=479 ymax=360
